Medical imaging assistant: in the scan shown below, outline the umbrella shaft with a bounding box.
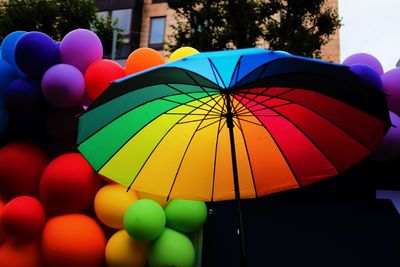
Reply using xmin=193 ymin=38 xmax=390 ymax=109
xmin=226 ymin=96 xmax=247 ymax=266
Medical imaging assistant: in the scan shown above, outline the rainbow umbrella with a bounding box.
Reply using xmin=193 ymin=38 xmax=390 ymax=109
xmin=77 ymin=48 xmax=389 ymax=265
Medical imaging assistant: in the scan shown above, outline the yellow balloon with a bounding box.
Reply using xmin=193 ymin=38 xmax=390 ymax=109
xmin=94 ymin=183 xmax=139 ymax=229
xmin=168 ymin=47 xmax=199 ymax=62
xmin=105 ymin=230 xmax=148 ymax=267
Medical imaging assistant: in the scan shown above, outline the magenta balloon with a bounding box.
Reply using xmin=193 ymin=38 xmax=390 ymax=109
xmin=371 ymin=111 xmax=400 ymax=161
xmin=342 ymin=53 xmax=383 ymax=75
xmin=59 ymin=29 xmax=103 ymax=73
xmin=381 ymin=68 xmax=400 ymax=116
xmin=41 ymin=64 xmax=85 ymax=108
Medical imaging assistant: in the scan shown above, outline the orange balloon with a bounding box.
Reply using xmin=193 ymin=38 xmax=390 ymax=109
xmin=85 ymin=59 xmax=125 ymax=100
xmin=0 ymin=239 xmax=44 ymax=267
xmin=125 ymin=48 xmax=165 ymax=76
xmin=41 ymin=214 xmax=106 ymax=267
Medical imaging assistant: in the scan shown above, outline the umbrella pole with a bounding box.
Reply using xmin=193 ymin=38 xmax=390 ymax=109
xmin=226 ymin=96 xmax=247 ymax=267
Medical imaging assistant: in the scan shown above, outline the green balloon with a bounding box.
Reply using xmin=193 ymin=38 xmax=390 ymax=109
xmin=148 ymin=227 xmax=195 ymax=267
xmin=164 ymin=199 xmax=207 ymax=233
xmin=123 ymin=199 xmax=166 ymax=241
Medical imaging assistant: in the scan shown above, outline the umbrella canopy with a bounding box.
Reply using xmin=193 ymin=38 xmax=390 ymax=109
xmin=77 ymin=48 xmax=389 ymax=202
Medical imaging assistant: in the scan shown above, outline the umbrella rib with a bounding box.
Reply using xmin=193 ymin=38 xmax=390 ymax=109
xmin=237 ymin=94 xmax=343 ymax=172
xmin=126 ymin=97 xmax=220 ymax=191
xmin=210 ymin=118 xmax=223 ymax=202
xmin=237 ymin=102 xmax=303 ymax=187
xmin=232 ymin=87 xmax=265 ymax=112
xmin=208 ymin=59 xmax=227 ymax=89
xmin=238 ymin=103 xmax=293 ymax=116
xmin=237 ymin=90 xmax=374 ymax=152
xmin=235 ymin=88 xmax=295 ymax=114
xmin=197 ymin=117 xmax=224 ymax=131
xmin=166 ymin=98 xmax=222 ymax=200
xmin=236 ymin=117 xmax=258 ymax=198
xmin=177 ymin=117 xmax=222 ymax=126
xmin=234 ymin=87 xmax=272 ymax=114
xmin=182 ymin=70 xmax=225 ymax=111
xmin=165 ymin=84 xmax=222 ymax=114
xmin=78 ymin=88 xmax=216 ymax=145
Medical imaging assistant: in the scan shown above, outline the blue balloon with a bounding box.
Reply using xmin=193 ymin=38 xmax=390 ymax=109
xmin=3 ymin=77 xmax=45 ymax=112
xmin=1 ymin=31 xmax=27 ymax=73
xmin=14 ymin=32 xmax=59 ymax=78
xmin=0 ymin=59 xmax=19 ymax=99
xmin=349 ymin=64 xmax=383 ymax=91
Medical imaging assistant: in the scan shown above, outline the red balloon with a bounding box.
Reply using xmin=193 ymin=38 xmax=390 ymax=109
xmin=0 ymin=239 xmax=44 ymax=267
xmin=1 ymin=196 xmax=46 ymax=240
xmin=41 ymin=214 xmax=106 ymax=267
xmin=39 ymin=153 xmax=102 ymax=215
xmin=0 ymin=198 xmax=7 ymax=244
xmin=84 ymin=59 xmax=125 ymax=100
xmin=0 ymin=142 xmax=48 ymax=198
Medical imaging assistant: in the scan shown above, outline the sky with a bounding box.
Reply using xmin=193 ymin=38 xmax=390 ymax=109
xmin=339 ymin=0 xmax=400 ymax=72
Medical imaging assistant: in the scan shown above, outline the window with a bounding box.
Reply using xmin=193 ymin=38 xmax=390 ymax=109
xmin=149 ymin=16 xmax=166 ymax=50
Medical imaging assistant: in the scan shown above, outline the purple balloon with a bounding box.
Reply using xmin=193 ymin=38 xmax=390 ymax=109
xmin=342 ymin=53 xmax=383 ymax=75
xmin=349 ymin=64 xmax=383 ymax=90
xmin=371 ymin=111 xmax=400 ymax=161
xmin=382 ymin=68 xmax=400 ymax=116
xmin=59 ymin=29 xmax=103 ymax=73
xmin=41 ymin=64 xmax=85 ymax=108
xmin=14 ymin=32 xmax=59 ymax=79
xmin=4 ymin=77 xmax=45 ymax=112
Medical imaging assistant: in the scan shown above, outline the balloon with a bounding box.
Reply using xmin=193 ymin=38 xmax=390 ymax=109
xmin=0 ymin=198 xmax=7 ymax=244
xmin=168 ymin=47 xmax=200 ymax=62
xmin=3 ymin=77 xmax=45 ymax=112
xmin=148 ymin=227 xmax=195 ymax=267
xmin=164 ymin=199 xmax=207 ymax=233
xmin=0 ymin=142 xmax=48 ymax=198
xmin=371 ymin=111 xmax=400 ymax=161
xmin=349 ymin=64 xmax=383 ymax=91
xmin=0 ymin=239 xmax=44 ymax=267
xmin=342 ymin=53 xmax=383 ymax=75
xmin=1 ymin=31 xmax=27 ymax=73
xmin=94 ymin=183 xmax=139 ymax=229
xmin=84 ymin=59 xmax=125 ymax=100
xmin=41 ymin=64 xmax=85 ymax=108
xmin=45 ymin=105 xmax=82 ymax=140
xmin=60 ymin=29 xmax=103 ymax=73
xmin=0 ymin=196 xmax=46 ymax=240
xmin=39 ymin=153 xmax=102 ymax=215
xmin=125 ymin=48 xmax=165 ymax=76
xmin=382 ymin=68 xmax=400 ymax=116
xmin=124 ymin=199 xmax=166 ymax=241
xmin=0 ymin=59 xmax=19 ymax=97
xmin=105 ymin=230 xmax=148 ymax=267
xmin=136 ymin=191 xmax=169 ymax=208
xmin=14 ymin=31 xmax=59 ymax=78
xmin=41 ymin=214 xmax=106 ymax=267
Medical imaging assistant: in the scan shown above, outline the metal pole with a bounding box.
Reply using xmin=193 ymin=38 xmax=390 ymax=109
xmin=111 ymin=28 xmax=118 ymax=60
xmin=225 ymin=94 xmax=247 ymax=267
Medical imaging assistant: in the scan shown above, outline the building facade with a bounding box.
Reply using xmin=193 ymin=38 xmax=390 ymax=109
xmin=96 ymin=0 xmax=340 ymax=62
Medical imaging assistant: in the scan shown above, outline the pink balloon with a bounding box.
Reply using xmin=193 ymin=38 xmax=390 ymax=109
xmin=342 ymin=53 xmax=384 ymax=75
xmin=371 ymin=111 xmax=400 ymax=161
xmin=59 ymin=29 xmax=103 ymax=73
xmin=382 ymin=68 xmax=400 ymax=116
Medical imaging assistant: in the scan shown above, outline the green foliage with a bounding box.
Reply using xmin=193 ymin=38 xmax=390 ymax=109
xmin=166 ymin=0 xmax=341 ymax=58
xmin=0 ymin=0 xmax=123 ymax=56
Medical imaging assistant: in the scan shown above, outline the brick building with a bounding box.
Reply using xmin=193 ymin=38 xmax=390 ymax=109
xmin=96 ymin=0 xmax=340 ymax=62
